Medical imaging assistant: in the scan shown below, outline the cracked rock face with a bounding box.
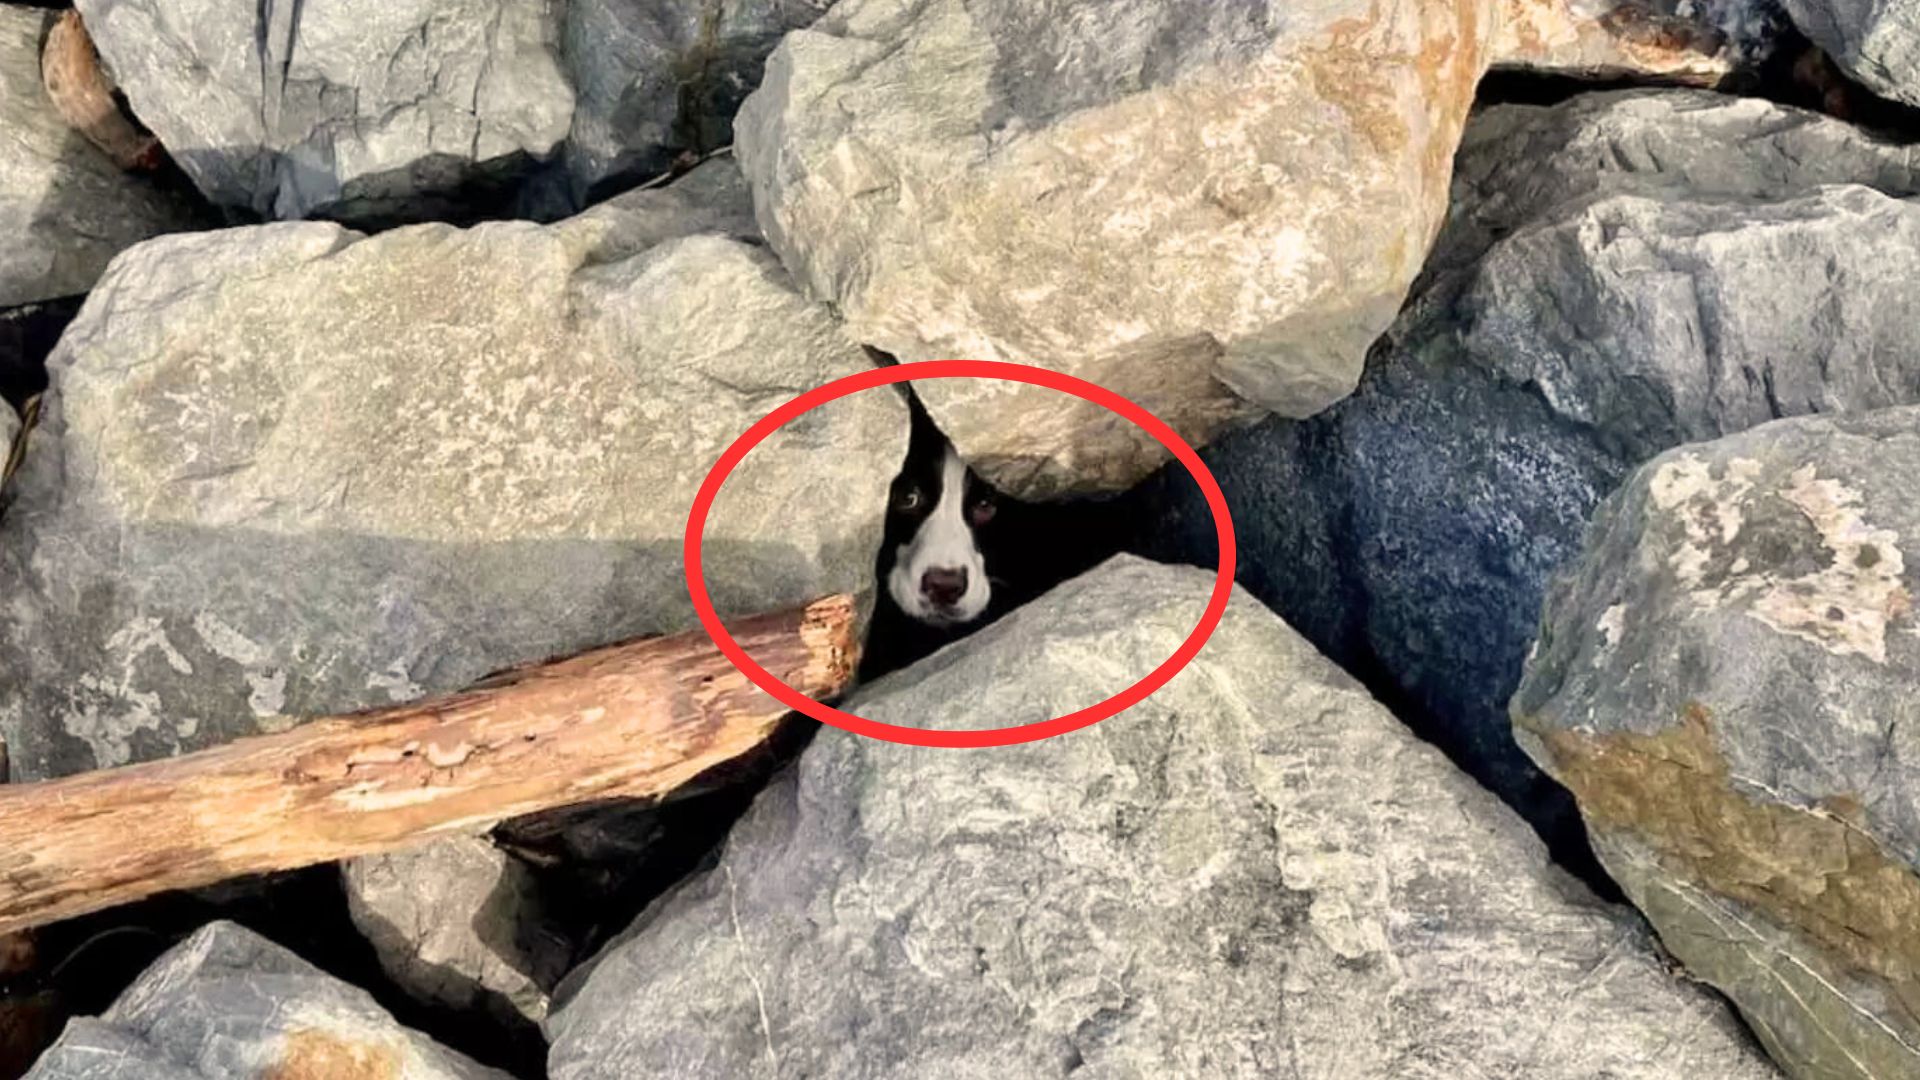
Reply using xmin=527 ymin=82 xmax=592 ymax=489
xmin=1784 ymin=0 xmax=1920 ymax=107
xmin=1131 ymin=89 xmax=1920 ymax=852
xmin=546 ymin=555 xmax=1776 ymax=1079
xmin=1514 ymin=408 xmax=1920 ymax=1080
xmin=562 ymin=0 xmax=836 ymax=205
xmin=71 ymin=0 xmax=575 ymax=223
xmin=733 ymin=0 xmax=1729 ymax=497
xmin=22 ymin=921 xmax=509 ymax=1080
xmin=0 ymin=6 xmax=199 ymax=306
xmin=0 ymin=160 xmax=904 ymax=781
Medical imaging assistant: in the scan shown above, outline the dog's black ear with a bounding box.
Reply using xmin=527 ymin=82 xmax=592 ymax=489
xmin=898 ymin=386 xmax=951 ymax=461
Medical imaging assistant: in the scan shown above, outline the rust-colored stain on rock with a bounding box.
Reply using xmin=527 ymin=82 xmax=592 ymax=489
xmin=1526 ymin=702 xmax=1920 ymax=1026
xmin=1300 ymin=17 xmax=1414 ymax=161
xmin=264 ymin=1028 xmax=401 ymax=1080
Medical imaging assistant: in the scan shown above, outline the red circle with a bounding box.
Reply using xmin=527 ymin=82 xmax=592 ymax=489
xmin=682 ymin=359 xmax=1237 ymax=748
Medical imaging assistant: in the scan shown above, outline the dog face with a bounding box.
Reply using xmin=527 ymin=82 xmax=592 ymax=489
xmin=882 ymin=419 xmax=998 ymax=628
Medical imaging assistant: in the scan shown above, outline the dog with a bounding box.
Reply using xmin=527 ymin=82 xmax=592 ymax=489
xmin=860 ymin=392 xmax=1131 ymax=678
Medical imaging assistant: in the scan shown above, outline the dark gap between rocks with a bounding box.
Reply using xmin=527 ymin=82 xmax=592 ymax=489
xmin=0 ymin=298 xmax=81 ymax=413
xmin=1481 ymin=21 xmax=1920 ymax=141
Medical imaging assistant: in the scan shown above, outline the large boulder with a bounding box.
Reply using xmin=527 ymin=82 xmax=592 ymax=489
xmin=71 ymin=0 xmax=575 ymax=224
xmin=1515 ymin=407 xmax=1920 ymax=1080
xmin=1784 ymin=0 xmax=1920 ymax=107
xmin=0 ymin=159 xmax=903 ymax=780
xmin=562 ymin=0 xmax=836 ymax=205
xmin=734 ymin=0 xmax=1730 ymax=497
xmin=22 ymin=921 xmax=508 ymax=1079
xmin=0 ymin=7 xmax=199 ymax=307
xmin=1132 ymin=90 xmax=1920 ymax=852
xmin=546 ymin=556 xmax=1777 ymax=1079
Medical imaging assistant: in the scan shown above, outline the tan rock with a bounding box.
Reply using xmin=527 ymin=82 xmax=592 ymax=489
xmin=737 ymin=0 xmax=1730 ymax=496
xmin=1516 ymin=408 xmax=1920 ymax=1080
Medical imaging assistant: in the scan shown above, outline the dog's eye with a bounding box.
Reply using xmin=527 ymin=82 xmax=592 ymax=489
xmin=894 ymin=487 xmax=924 ymax=513
xmin=968 ymin=498 xmax=996 ymax=526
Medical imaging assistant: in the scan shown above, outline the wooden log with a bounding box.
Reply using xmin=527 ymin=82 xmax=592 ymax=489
xmin=0 ymin=596 xmax=857 ymax=936
xmin=39 ymin=10 xmax=162 ymax=171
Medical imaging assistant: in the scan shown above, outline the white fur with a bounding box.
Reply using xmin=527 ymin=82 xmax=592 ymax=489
xmin=887 ymin=445 xmax=991 ymax=626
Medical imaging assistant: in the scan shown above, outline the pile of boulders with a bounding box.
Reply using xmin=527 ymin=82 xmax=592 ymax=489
xmin=4 ymin=0 xmax=1920 ymax=1076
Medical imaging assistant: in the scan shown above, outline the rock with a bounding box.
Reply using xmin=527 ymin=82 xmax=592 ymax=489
xmin=546 ymin=555 xmax=1777 ymax=1079
xmin=1131 ymin=89 xmax=1920 ymax=853
xmin=734 ymin=0 xmax=1731 ymax=497
xmin=562 ymin=0 xmax=836 ymax=205
xmin=71 ymin=0 xmax=575 ymax=224
xmin=22 ymin=921 xmax=508 ymax=1079
xmin=1784 ymin=0 xmax=1920 ymax=107
xmin=344 ymin=836 xmax=570 ymax=1028
xmin=0 ymin=6 xmax=198 ymax=307
xmin=1 ymin=402 xmax=18 ymax=521
xmin=0 ymin=158 xmax=904 ymax=780
xmin=1514 ymin=407 xmax=1920 ymax=1080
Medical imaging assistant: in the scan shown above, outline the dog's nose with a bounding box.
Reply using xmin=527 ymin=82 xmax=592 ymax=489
xmin=920 ymin=567 xmax=968 ymax=607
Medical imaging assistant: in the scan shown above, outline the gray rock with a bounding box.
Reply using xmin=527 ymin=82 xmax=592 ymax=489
xmin=1133 ymin=89 xmax=1920 ymax=851
xmin=0 ymin=6 xmax=198 ymax=306
xmin=734 ymin=0 xmax=1732 ymax=497
xmin=23 ymin=921 xmax=508 ymax=1079
xmin=1785 ymin=0 xmax=1920 ymax=106
xmin=562 ymin=0 xmax=834 ymax=205
xmin=71 ymin=0 xmax=575 ymax=223
xmin=1 ymin=403 xmax=17 ymax=516
xmin=0 ymin=159 xmax=904 ymax=780
xmin=1514 ymin=407 xmax=1920 ymax=1080
xmin=546 ymin=555 xmax=1777 ymax=1080
xmin=344 ymin=836 xmax=570 ymax=1028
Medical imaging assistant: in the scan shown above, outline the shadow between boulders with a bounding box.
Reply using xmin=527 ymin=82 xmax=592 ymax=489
xmin=162 ymin=145 xmax=564 ymax=231
xmin=0 ymin=296 xmax=79 ymax=413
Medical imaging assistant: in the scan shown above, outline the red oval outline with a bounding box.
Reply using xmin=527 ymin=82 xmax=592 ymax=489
xmin=682 ymin=359 xmax=1236 ymax=748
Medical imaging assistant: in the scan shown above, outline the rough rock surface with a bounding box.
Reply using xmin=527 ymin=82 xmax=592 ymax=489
xmin=735 ymin=0 xmax=1730 ymax=496
xmin=22 ymin=921 xmax=508 ymax=1079
xmin=1785 ymin=0 xmax=1920 ymax=106
xmin=562 ymin=0 xmax=835 ymax=204
xmin=1 ymin=404 xmax=19 ymax=499
xmin=344 ymin=836 xmax=570 ymax=1028
xmin=1515 ymin=408 xmax=1920 ymax=1080
xmin=0 ymin=159 xmax=903 ymax=780
xmin=546 ymin=556 xmax=1776 ymax=1079
xmin=1133 ymin=90 xmax=1920 ymax=850
xmin=71 ymin=0 xmax=575 ymax=223
xmin=0 ymin=6 xmax=198 ymax=306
